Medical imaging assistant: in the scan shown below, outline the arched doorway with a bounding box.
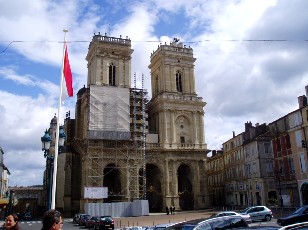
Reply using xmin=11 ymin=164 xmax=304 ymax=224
xmin=178 ymin=164 xmax=194 ymax=210
xmin=103 ymin=163 xmax=122 ymax=202
xmin=301 ymin=182 xmax=308 ymax=205
xmin=146 ymin=164 xmax=163 ymax=212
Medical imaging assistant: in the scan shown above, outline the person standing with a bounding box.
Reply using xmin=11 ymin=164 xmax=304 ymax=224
xmin=4 ymin=214 xmax=20 ymax=230
xmin=165 ymin=206 xmax=169 ymax=215
xmin=41 ymin=209 xmax=63 ymax=230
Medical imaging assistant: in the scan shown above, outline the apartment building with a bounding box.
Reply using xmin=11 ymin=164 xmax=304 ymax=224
xmin=299 ymin=94 xmax=308 ymax=205
xmin=243 ymin=122 xmax=275 ymax=207
xmin=222 ymin=132 xmax=245 ymax=206
xmin=218 ymin=122 xmax=276 ymax=207
xmin=269 ymin=106 xmax=304 ymax=206
xmin=206 ymin=150 xmax=225 ymax=206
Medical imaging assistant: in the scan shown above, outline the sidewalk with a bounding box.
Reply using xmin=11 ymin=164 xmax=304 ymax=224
xmin=113 ymin=210 xmax=215 ymax=229
xmin=112 ymin=207 xmax=298 ymax=229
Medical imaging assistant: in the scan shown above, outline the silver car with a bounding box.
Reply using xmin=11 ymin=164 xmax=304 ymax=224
xmin=210 ymin=211 xmax=252 ymax=224
xmin=239 ymin=206 xmax=273 ymax=222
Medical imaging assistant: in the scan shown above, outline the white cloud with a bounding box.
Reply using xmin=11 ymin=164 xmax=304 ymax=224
xmin=1 ymin=0 xmax=308 ymax=186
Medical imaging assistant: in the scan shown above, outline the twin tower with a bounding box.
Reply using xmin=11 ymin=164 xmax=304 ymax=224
xmin=58 ymin=34 xmax=209 ymax=216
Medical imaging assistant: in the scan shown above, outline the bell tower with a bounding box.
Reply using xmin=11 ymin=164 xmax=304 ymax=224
xmin=147 ymin=40 xmax=207 ymax=149
xmin=86 ymin=32 xmax=133 ymax=88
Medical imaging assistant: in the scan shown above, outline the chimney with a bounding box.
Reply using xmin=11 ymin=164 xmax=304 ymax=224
xmin=298 ymin=95 xmax=307 ymax=108
xmin=232 ymin=131 xmax=235 ymax=137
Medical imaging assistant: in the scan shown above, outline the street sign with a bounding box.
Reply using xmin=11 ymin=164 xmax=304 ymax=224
xmin=84 ymin=187 xmax=108 ymax=199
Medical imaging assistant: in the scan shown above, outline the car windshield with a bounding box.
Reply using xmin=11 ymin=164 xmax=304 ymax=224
xmin=101 ymin=217 xmax=112 ymax=221
xmin=293 ymin=207 xmax=306 ymax=214
xmin=167 ymin=225 xmax=196 ymax=230
xmin=240 ymin=208 xmax=250 ymax=213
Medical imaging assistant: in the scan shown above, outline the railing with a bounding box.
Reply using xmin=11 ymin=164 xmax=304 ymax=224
xmin=92 ymin=34 xmax=131 ymax=45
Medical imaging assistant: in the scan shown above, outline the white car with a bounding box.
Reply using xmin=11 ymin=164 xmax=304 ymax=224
xmin=210 ymin=211 xmax=252 ymax=224
xmin=239 ymin=206 xmax=273 ymax=222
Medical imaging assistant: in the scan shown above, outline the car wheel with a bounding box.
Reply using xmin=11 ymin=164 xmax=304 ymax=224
xmin=265 ymin=215 xmax=271 ymax=221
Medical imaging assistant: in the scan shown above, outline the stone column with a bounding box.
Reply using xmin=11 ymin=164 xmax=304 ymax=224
xmin=199 ymin=112 xmax=205 ymax=144
xmin=172 ymin=161 xmax=180 ymax=209
xmin=193 ymin=111 xmax=198 ymax=144
xmin=165 ymin=159 xmax=170 ymax=195
xmin=194 ymin=161 xmax=200 ymax=208
xmin=170 ymin=110 xmax=175 ymax=144
xmin=164 ymin=109 xmax=169 ymax=144
xmin=159 ymin=112 xmax=163 ymax=143
xmin=118 ymin=59 xmax=123 ymax=86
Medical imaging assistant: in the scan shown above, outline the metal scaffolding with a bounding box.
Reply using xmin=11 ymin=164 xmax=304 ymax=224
xmin=75 ymin=73 xmax=148 ymax=202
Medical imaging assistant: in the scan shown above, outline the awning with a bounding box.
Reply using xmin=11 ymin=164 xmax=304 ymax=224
xmin=301 ymin=182 xmax=308 ymax=191
xmin=0 ymin=198 xmax=9 ymax=205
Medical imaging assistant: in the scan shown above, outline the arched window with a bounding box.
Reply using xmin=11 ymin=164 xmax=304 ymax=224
xmin=176 ymin=71 xmax=182 ymax=92
xmin=109 ymin=63 xmax=116 ymax=86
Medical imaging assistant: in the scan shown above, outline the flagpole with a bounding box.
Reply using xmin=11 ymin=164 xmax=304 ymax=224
xmin=51 ymin=28 xmax=68 ymax=210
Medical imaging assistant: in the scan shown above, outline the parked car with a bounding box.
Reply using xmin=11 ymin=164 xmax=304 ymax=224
xmin=165 ymin=216 xmax=248 ymax=230
xmin=278 ymin=221 xmax=308 ymax=229
xmin=23 ymin=212 xmax=32 ymax=220
xmin=277 ymin=206 xmax=308 ymax=226
xmin=210 ymin=211 xmax=252 ymax=224
xmin=94 ymin=216 xmax=114 ymax=230
xmin=85 ymin=216 xmax=100 ymax=228
xmin=236 ymin=221 xmax=308 ymax=230
xmin=79 ymin=214 xmax=91 ymax=226
xmin=73 ymin=213 xmax=83 ymax=223
xmin=239 ymin=206 xmax=273 ymax=221
xmin=153 ymin=223 xmax=177 ymax=230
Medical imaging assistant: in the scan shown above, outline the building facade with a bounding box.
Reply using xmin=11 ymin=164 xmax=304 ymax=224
xmin=8 ymin=186 xmax=44 ymax=218
xmin=269 ymin=112 xmax=301 ymax=206
xmin=55 ymin=35 xmax=209 ymax=216
xmin=220 ymin=123 xmax=276 ymax=208
xmin=298 ymin=93 xmax=308 ymax=205
xmin=222 ymin=132 xmax=245 ymax=206
xmin=243 ymin=122 xmax=276 ymax=207
xmin=206 ymin=150 xmax=225 ymax=207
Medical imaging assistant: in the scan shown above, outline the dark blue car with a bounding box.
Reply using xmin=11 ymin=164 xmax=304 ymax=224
xmin=277 ymin=206 xmax=308 ymax=226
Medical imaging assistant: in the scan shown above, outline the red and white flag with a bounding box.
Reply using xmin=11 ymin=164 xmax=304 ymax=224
xmin=63 ymin=44 xmax=73 ymax=97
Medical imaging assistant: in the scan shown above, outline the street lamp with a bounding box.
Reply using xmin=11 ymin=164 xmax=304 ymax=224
xmin=41 ymin=126 xmax=66 ymax=210
xmin=58 ymin=126 xmax=66 ymax=153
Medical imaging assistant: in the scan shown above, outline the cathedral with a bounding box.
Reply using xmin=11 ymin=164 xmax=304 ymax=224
xmin=52 ymin=33 xmax=210 ymax=216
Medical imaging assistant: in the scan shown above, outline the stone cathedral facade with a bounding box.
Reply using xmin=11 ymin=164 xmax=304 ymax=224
xmin=56 ymin=34 xmax=210 ymax=216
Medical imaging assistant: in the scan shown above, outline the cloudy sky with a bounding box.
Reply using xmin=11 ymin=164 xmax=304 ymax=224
xmin=1 ymin=0 xmax=308 ymax=186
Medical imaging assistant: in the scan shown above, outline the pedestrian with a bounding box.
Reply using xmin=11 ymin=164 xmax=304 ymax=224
xmin=4 ymin=213 xmax=20 ymax=230
xmin=169 ymin=206 xmax=173 ymax=215
xmin=172 ymin=206 xmax=176 ymax=215
xmin=41 ymin=209 xmax=63 ymax=230
xmin=165 ymin=206 xmax=169 ymax=215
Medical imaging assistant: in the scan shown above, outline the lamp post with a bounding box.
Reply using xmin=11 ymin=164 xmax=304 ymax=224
xmin=41 ymin=126 xmax=66 ymax=210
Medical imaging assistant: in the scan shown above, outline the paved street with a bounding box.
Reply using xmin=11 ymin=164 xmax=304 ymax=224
xmin=8 ymin=209 xmax=287 ymax=230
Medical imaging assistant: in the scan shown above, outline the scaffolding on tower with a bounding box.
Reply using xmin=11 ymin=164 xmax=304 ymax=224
xmin=129 ymin=73 xmax=148 ymax=200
